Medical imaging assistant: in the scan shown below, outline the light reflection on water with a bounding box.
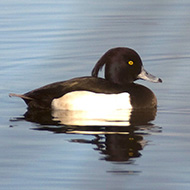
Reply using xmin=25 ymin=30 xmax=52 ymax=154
xmin=1 ymin=0 xmax=190 ymax=189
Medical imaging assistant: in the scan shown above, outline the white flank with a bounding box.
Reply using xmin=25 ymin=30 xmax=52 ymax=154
xmin=51 ymin=91 xmax=132 ymax=126
xmin=51 ymin=91 xmax=132 ymax=111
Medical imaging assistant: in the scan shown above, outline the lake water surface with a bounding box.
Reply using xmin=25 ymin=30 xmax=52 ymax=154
xmin=1 ymin=0 xmax=190 ymax=190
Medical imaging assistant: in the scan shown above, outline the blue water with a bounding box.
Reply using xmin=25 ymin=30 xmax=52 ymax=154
xmin=1 ymin=0 xmax=190 ymax=189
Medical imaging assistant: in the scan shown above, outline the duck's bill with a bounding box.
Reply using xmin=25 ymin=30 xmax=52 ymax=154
xmin=137 ymin=67 xmax=162 ymax=83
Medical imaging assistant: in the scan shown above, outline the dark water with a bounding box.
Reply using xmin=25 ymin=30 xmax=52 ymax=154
xmin=1 ymin=0 xmax=190 ymax=189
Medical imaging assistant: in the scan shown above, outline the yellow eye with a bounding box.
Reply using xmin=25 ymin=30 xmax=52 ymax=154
xmin=128 ymin=60 xmax=134 ymax=65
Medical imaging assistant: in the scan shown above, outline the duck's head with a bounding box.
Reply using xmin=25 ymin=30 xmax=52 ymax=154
xmin=92 ymin=47 xmax=162 ymax=85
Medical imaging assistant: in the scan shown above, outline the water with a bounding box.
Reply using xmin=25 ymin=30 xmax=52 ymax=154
xmin=1 ymin=0 xmax=190 ymax=189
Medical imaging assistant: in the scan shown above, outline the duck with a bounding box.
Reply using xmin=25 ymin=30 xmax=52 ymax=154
xmin=9 ymin=47 xmax=162 ymax=111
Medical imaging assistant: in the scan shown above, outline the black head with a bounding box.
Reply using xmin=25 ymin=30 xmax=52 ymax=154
xmin=92 ymin=47 xmax=162 ymax=85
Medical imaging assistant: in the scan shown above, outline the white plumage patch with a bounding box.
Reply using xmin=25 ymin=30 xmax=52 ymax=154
xmin=51 ymin=91 xmax=132 ymax=126
xmin=51 ymin=91 xmax=132 ymax=111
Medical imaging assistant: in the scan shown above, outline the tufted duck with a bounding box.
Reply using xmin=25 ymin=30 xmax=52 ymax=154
xmin=9 ymin=47 xmax=162 ymax=110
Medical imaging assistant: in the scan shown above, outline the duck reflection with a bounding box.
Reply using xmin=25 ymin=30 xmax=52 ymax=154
xmin=94 ymin=133 xmax=143 ymax=162
xmin=24 ymin=107 xmax=157 ymax=126
xmin=20 ymin=108 xmax=160 ymax=162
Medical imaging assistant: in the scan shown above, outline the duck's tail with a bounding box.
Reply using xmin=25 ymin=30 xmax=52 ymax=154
xmin=9 ymin=93 xmax=33 ymax=100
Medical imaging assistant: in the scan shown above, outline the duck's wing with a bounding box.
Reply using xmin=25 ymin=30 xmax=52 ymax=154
xmin=9 ymin=77 xmax=124 ymax=110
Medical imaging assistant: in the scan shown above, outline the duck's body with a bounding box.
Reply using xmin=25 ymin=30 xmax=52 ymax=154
xmin=10 ymin=47 xmax=162 ymax=111
xmin=10 ymin=77 xmax=157 ymax=110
